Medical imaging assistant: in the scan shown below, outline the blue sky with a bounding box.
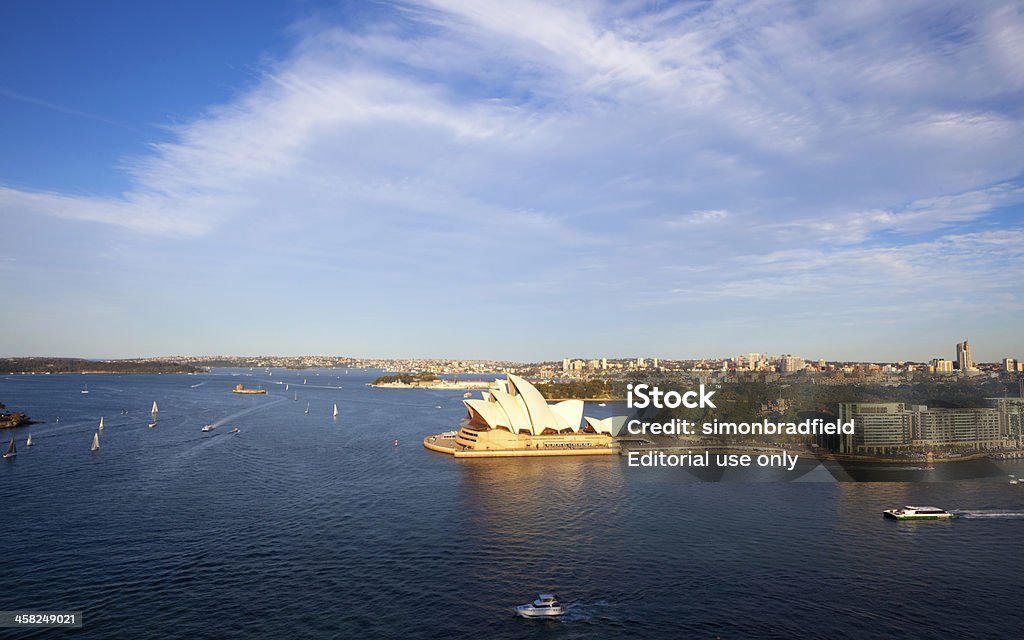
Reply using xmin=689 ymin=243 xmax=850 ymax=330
xmin=2 ymin=0 xmax=1023 ymax=362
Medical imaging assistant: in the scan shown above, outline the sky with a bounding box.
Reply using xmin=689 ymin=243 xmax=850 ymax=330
xmin=1 ymin=0 xmax=1023 ymax=363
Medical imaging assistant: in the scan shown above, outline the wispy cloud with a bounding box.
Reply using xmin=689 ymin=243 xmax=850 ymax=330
xmin=1 ymin=0 xmax=1023 ymax=359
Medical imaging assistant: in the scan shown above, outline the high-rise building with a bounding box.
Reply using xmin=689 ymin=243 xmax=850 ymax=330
xmin=956 ymin=339 xmax=973 ymax=371
xmin=562 ymin=358 xmax=570 ymax=372
xmin=780 ymin=355 xmax=804 ymax=373
xmin=931 ymin=358 xmax=954 ymax=373
xmin=1003 ymin=357 xmax=1017 ymax=372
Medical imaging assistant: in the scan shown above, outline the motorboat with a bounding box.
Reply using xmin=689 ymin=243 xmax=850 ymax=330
xmin=201 ymin=425 xmax=215 ymax=432
xmin=883 ymin=506 xmax=956 ymax=520
xmin=231 ymin=427 xmax=240 ymax=434
xmin=515 ymin=594 xmax=564 ymax=618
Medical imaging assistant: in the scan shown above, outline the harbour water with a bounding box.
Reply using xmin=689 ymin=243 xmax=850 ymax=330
xmin=2 ymin=369 xmax=1023 ymax=638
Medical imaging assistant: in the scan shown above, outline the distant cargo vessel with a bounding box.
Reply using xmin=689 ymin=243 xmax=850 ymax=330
xmin=232 ymin=384 xmax=267 ymax=395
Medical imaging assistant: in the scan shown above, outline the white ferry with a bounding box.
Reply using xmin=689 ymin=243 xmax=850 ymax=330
xmin=883 ymin=506 xmax=956 ymax=520
xmin=515 ymin=594 xmax=564 ymax=618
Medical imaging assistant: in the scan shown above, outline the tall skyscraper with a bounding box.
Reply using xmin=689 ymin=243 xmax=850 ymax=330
xmin=956 ymin=339 xmax=973 ymax=371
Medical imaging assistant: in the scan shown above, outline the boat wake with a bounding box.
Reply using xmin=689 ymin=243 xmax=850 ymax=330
xmin=207 ymin=397 xmax=288 ymax=428
xmin=950 ymin=510 xmax=1024 ymax=519
xmin=190 ymin=382 xmax=208 ymax=388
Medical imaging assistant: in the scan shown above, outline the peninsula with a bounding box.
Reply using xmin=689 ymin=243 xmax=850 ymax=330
xmin=0 ymin=402 xmax=33 ymax=430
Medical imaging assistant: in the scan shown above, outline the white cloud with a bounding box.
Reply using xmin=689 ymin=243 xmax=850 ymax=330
xmin=2 ymin=0 xmax=1024 ymax=359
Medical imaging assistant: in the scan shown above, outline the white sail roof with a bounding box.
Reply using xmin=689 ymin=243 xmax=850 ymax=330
xmin=489 ymin=388 xmax=531 ymax=433
xmin=463 ymin=375 xmax=610 ymax=438
xmin=551 ymin=400 xmax=584 ymax=432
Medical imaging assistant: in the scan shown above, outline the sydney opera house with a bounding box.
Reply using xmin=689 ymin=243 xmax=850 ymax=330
xmin=423 ymin=374 xmax=620 ymax=457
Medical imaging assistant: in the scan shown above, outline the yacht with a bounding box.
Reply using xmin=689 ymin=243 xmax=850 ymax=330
xmin=201 ymin=425 xmax=215 ymax=432
xmin=883 ymin=506 xmax=956 ymax=520
xmin=231 ymin=427 xmax=240 ymax=434
xmin=515 ymin=594 xmax=564 ymax=618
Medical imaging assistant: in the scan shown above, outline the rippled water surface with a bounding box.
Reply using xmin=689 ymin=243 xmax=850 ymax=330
xmin=2 ymin=370 xmax=1024 ymax=638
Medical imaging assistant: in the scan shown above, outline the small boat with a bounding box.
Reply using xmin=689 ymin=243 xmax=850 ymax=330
xmin=597 ymin=402 xmax=607 ymax=407
xmin=463 ymin=392 xmax=472 ymax=398
xmin=91 ymin=432 xmax=100 ymax=452
xmin=294 ymin=392 xmax=298 ymax=401
xmin=3 ymin=437 xmax=16 ymax=459
xmin=883 ymin=506 xmax=956 ymax=520
xmin=231 ymin=427 xmax=240 ymax=434
xmin=285 ymin=384 xmax=289 ymax=390
xmin=148 ymin=422 xmax=157 ymax=428
xmin=81 ymin=384 xmax=89 ymax=394
xmin=98 ymin=417 xmax=105 ymax=431
xmin=333 ymin=404 xmax=339 ymax=418
xmin=436 ymin=405 xmax=442 ymax=409
xmin=26 ymin=434 xmax=33 ymax=447
xmin=201 ymin=425 xmax=215 ymax=432
xmin=151 ymin=401 xmax=158 ymax=414
xmin=515 ymin=594 xmax=564 ymax=618
xmin=393 ymin=439 xmax=399 ymax=446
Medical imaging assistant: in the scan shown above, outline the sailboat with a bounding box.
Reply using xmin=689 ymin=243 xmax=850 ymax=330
xmin=91 ymin=432 xmax=100 ymax=452
xmin=304 ymin=403 xmax=310 ymax=415
xmin=333 ymin=404 xmax=339 ymax=418
xmin=81 ymin=383 xmax=89 ymax=394
xmin=151 ymin=401 xmax=158 ymax=414
xmin=26 ymin=434 xmax=32 ymax=447
xmin=285 ymin=384 xmax=289 ymax=390
xmin=3 ymin=437 xmax=15 ymax=459
xmin=294 ymin=392 xmax=298 ymax=401
xmin=98 ymin=416 xmax=104 ymax=431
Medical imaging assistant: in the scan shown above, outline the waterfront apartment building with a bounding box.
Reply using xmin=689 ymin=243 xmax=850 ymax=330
xmin=908 ymin=406 xmax=1003 ymax=449
xmin=837 ymin=403 xmax=913 ymax=453
xmin=990 ymin=397 xmax=1024 ymax=444
xmin=838 ymin=402 xmax=1007 ymax=453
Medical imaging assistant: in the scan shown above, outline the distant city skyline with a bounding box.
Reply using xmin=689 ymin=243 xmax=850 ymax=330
xmin=2 ymin=1 xmax=1023 ymax=361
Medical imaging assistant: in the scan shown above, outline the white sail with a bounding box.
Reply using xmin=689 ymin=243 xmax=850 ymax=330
xmin=3 ymin=438 xmax=15 ymax=458
xmin=98 ymin=416 xmax=104 ymax=431
xmin=333 ymin=404 xmax=339 ymax=418
xmin=151 ymin=401 xmax=158 ymax=414
xmin=26 ymin=434 xmax=32 ymax=447
xmin=91 ymin=432 xmax=100 ymax=452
